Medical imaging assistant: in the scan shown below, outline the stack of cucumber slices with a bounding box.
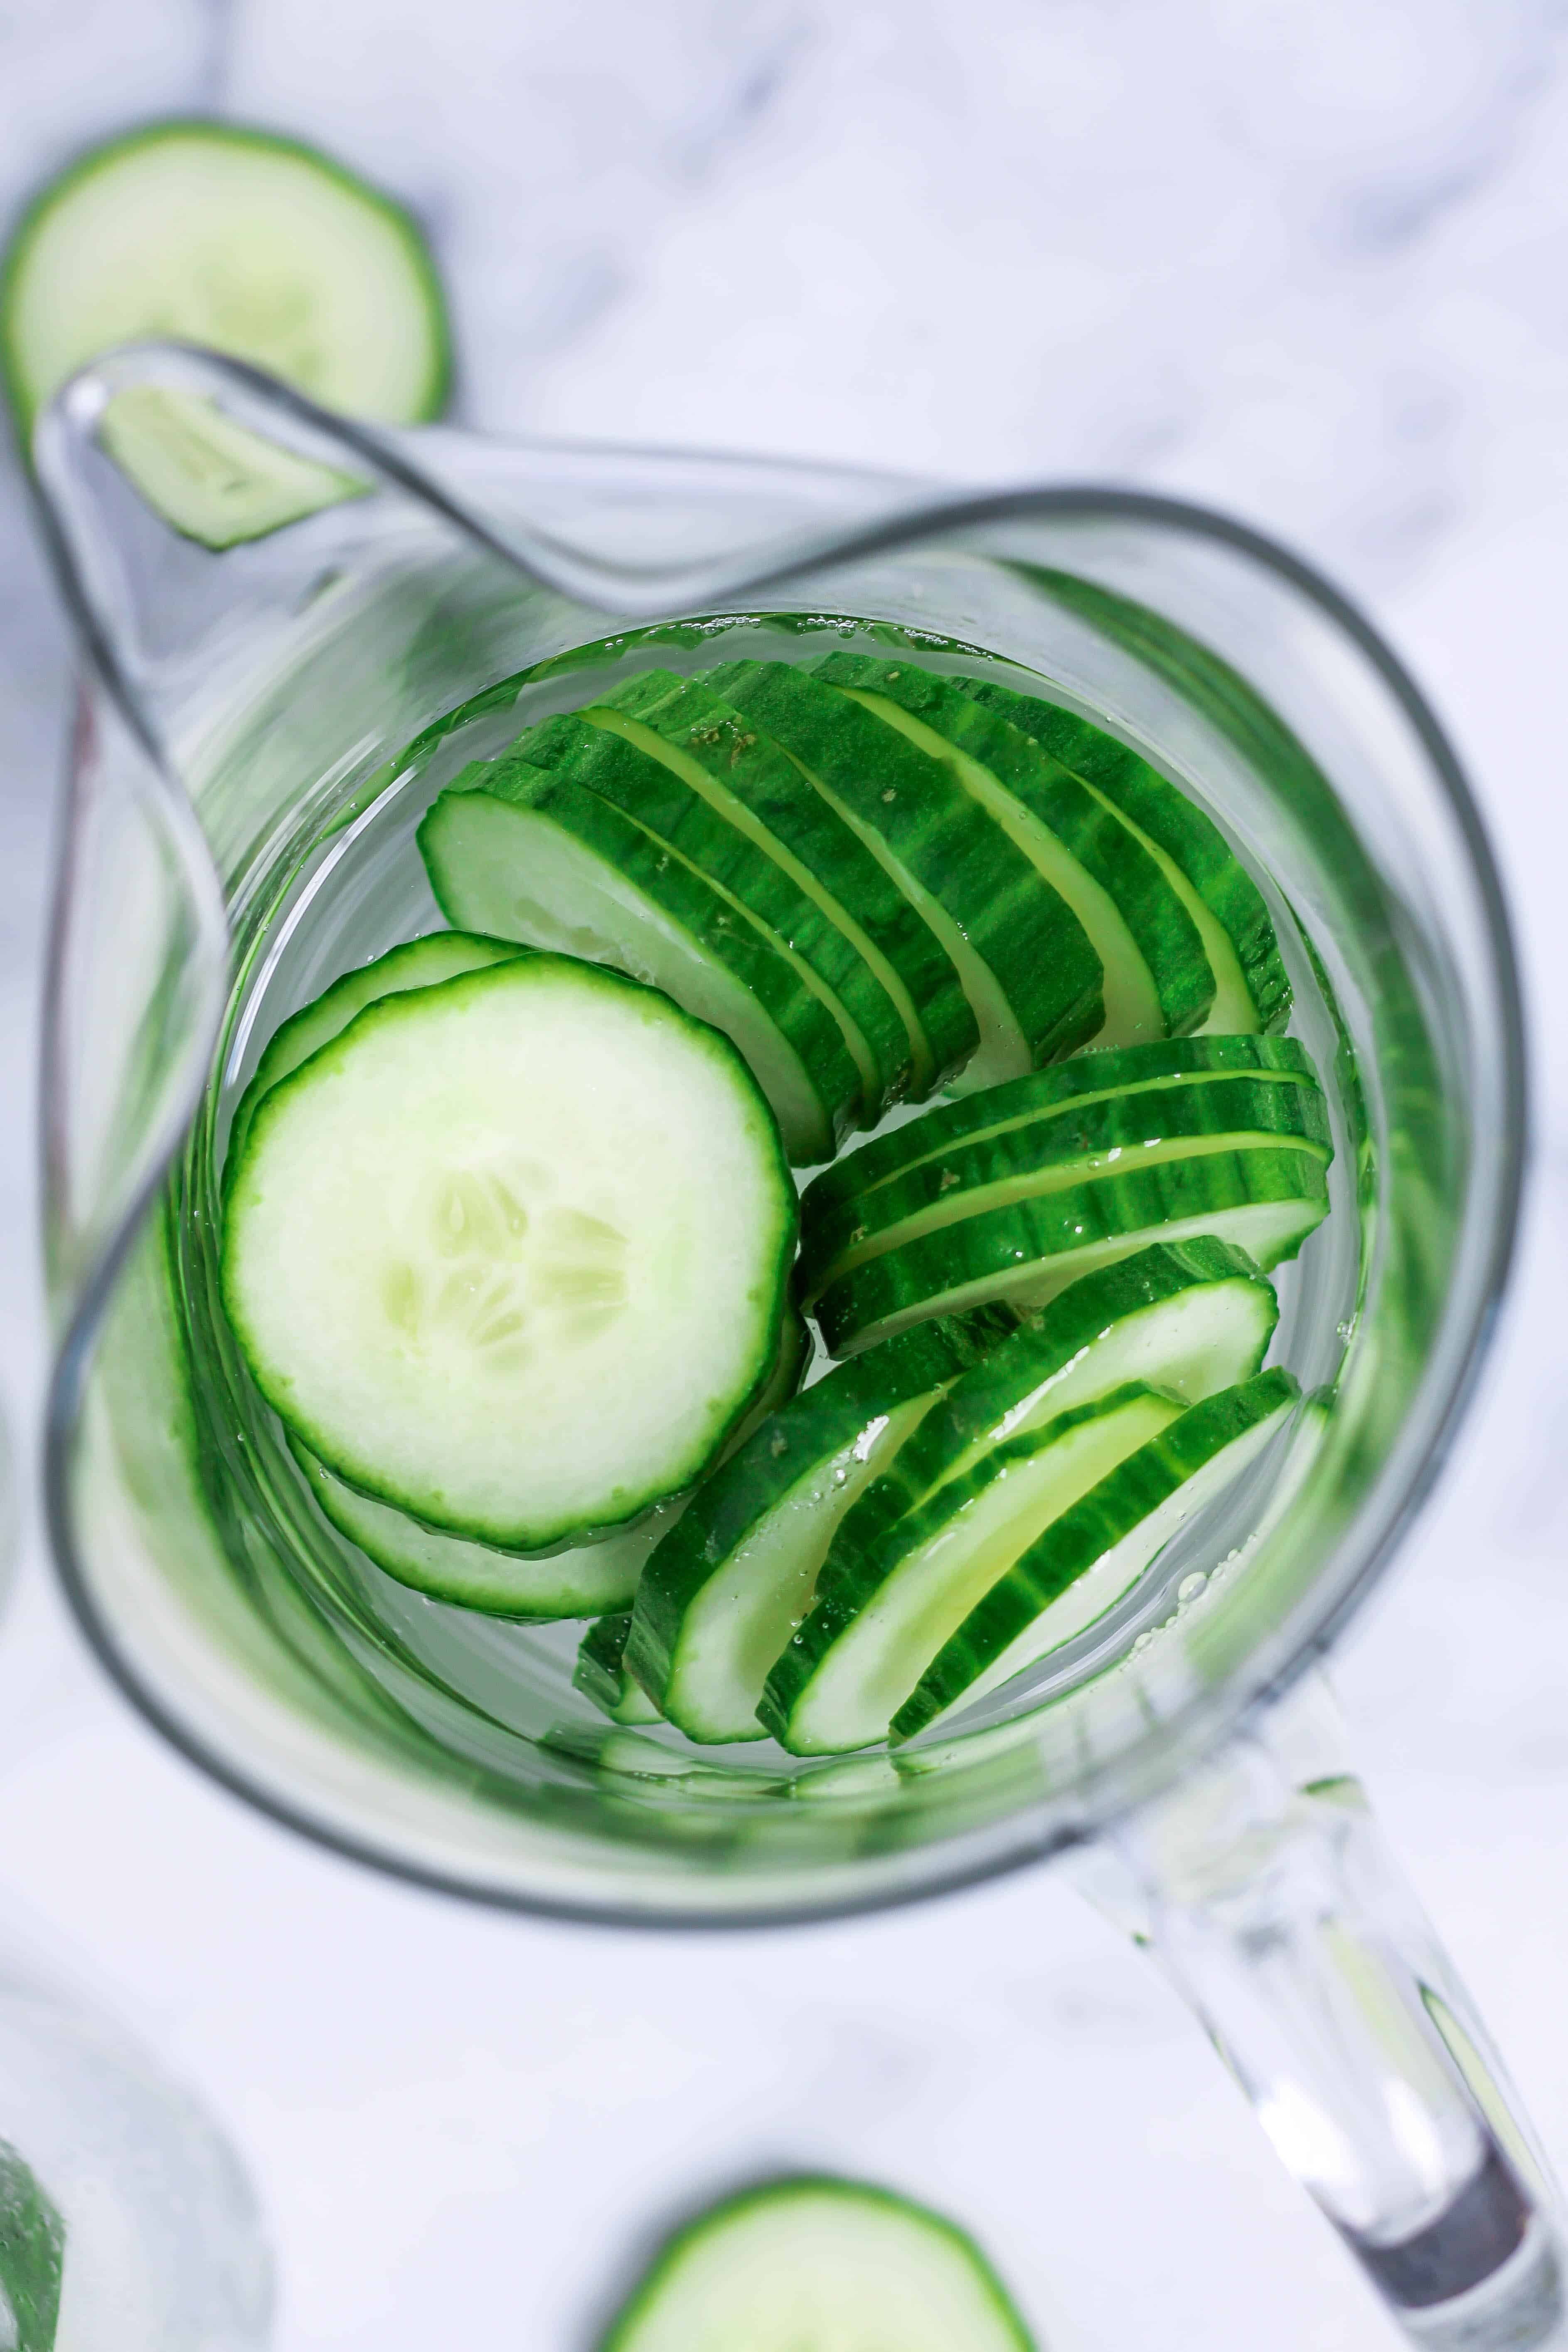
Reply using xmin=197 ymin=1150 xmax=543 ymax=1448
xmin=220 ymin=638 xmax=1333 ymax=1756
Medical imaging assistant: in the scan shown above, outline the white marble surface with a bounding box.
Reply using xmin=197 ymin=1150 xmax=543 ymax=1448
xmin=2 ymin=4 xmax=1568 ymax=2345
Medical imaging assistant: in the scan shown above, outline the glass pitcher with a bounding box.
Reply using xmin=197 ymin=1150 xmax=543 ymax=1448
xmin=32 ymin=342 xmax=1538 ymax=2347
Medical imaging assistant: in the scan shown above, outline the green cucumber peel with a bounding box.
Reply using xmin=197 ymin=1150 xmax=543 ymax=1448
xmin=814 ymin=1145 xmax=1329 ymax=1355
xmin=705 ymin=659 xmax=1103 ymax=1083
xmin=894 ymin=1366 xmax=1301 ymax=1738
xmin=591 ymin=667 xmax=970 ymax=1099
xmin=958 ymin=673 xmax=1291 ymax=1032
xmin=761 ymin=1381 xmax=1182 ymax=1754
xmin=815 ymin=650 xmax=1213 ymax=1042
xmin=803 ymin=1032 xmax=1320 ymax=1219
xmin=800 ymin=1070 xmax=1331 ymax=1300
xmin=627 ymin=1307 xmax=1015 ymax=1744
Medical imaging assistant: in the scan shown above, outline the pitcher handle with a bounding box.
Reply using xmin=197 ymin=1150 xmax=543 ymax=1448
xmin=1085 ymin=1674 xmax=1563 ymax=2348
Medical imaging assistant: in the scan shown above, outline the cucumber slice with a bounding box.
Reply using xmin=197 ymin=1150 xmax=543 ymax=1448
xmin=599 ymin=2176 xmax=1034 ymax=2352
xmin=1 ymin=121 xmax=450 ymax=441
xmin=762 ymin=1383 xmax=1182 ymax=1754
xmin=292 ymin=1308 xmax=807 ymax=1617
xmin=597 ymin=670 xmax=976 ymax=1096
xmin=0 ymin=2140 xmax=64 ymax=2352
xmin=227 ymin=931 xmax=527 ymax=1177
xmin=800 ymin=1072 xmax=1331 ymax=1301
xmin=816 ymin=653 xmax=1208 ymax=1044
xmin=418 ymin=771 xmax=848 ymax=1165
xmin=628 ymin=1309 xmax=1013 ymax=1744
xmin=803 ymin=1033 xmax=1320 ymax=1222
xmin=958 ymin=677 xmax=1291 ymax=1032
xmin=576 ymin=1615 xmax=664 ymax=1723
xmin=814 ymin=1147 xmax=1329 ymax=1356
xmin=97 ymin=384 xmax=370 ymax=550
xmin=835 ymin=1239 xmax=1281 ymax=1540
xmin=292 ymin=1437 xmax=666 ymax=1617
xmin=222 ymin=954 xmax=795 ymax=1549
xmin=512 ymin=712 xmax=880 ymax=1126
xmin=894 ymin=1368 xmax=1300 ymax=1738
xmin=705 ymin=659 xmax=1103 ymax=1087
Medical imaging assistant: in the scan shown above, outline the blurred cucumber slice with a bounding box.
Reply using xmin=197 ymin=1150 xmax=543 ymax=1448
xmin=96 ymin=385 xmax=369 ymax=549
xmin=1 ymin=120 xmax=450 ymax=438
xmin=600 ymin=2176 xmax=1034 ymax=2352
xmin=0 ymin=2139 xmax=64 ymax=2352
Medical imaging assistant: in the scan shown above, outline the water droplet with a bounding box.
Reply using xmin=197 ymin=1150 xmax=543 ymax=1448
xmin=1177 ymin=1571 xmax=1208 ymax=1604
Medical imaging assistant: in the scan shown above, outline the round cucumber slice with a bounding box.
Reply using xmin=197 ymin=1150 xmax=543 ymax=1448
xmin=1 ymin=120 xmax=450 ymax=440
xmin=597 ymin=670 xmax=973 ymax=1099
xmin=865 ymin=1239 xmax=1281 ymax=1523
xmin=958 ymin=675 xmax=1292 ymax=1033
xmin=706 ymin=659 xmax=1103 ymax=1088
xmin=814 ymin=1146 xmax=1330 ymax=1356
xmin=222 ymin=954 xmax=796 ymax=1551
xmin=599 ymin=2176 xmax=1034 ymax=2352
xmin=802 ymin=1032 xmax=1321 ymax=1221
xmin=419 ymin=769 xmax=852 ymax=1166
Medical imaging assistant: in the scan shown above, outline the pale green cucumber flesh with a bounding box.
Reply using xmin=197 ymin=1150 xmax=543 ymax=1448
xmin=223 ymin=955 xmax=795 ymax=1548
xmin=227 ymin=929 xmax=526 ymax=1177
xmin=800 ymin=1072 xmax=1332 ymax=1297
xmin=0 ymin=2138 xmax=65 ymax=2352
xmin=764 ymin=1383 xmax=1181 ymax=1754
xmin=803 ymin=1033 xmax=1320 ymax=1219
xmin=97 ymin=386 xmax=369 ymax=549
xmin=598 ymin=669 xmax=973 ymax=1094
xmin=894 ymin=1370 xmax=1300 ymax=1737
xmin=599 ymin=2176 xmax=1034 ymax=2352
xmin=2 ymin=119 xmax=451 ymax=437
xmin=706 ymin=659 xmax=1103 ymax=1085
xmin=958 ymin=675 xmax=1291 ymax=1031
xmin=294 ymin=1438 xmax=665 ymax=1617
xmin=418 ymin=779 xmax=841 ymax=1164
xmin=814 ymin=1150 xmax=1329 ymax=1356
xmin=848 ymin=1239 xmax=1281 ymax=1530
xmin=576 ymin=1615 xmax=664 ymax=1723
xmin=514 ymin=712 xmax=882 ymax=1124
xmin=825 ymin=667 xmax=1163 ymax=1047
xmin=300 ymin=1308 xmax=803 ymax=1618
xmin=629 ymin=1309 xmax=1014 ymax=1744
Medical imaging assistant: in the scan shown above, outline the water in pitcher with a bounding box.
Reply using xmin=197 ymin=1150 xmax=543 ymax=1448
xmin=166 ymin=608 xmax=1364 ymax=1795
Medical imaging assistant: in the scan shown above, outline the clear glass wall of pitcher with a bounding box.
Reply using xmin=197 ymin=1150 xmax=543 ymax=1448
xmin=31 ymin=343 xmax=1541 ymax=2346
